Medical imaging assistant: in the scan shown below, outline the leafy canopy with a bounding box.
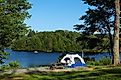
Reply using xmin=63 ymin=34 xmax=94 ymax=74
xmin=74 ymin=0 xmax=117 ymax=34
xmin=0 ymin=0 xmax=31 ymax=64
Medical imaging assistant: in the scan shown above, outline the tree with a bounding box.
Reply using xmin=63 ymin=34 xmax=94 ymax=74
xmin=0 ymin=0 xmax=31 ymax=64
xmin=12 ymin=30 xmax=83 ymax=52
xmin=113 ymin=0 xmax=120 ymax=65
xmin=74 ymin=0 xmax=120 ymax=65
xmin=28 ymin=29 xmax=36 ymax=37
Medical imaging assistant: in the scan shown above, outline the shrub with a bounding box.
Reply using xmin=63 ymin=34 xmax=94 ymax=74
xmin=8 ymin=61 xmax=20 ymax=69
xmin=86 ymin=57 xmax=111 ymax=66
xmin=0 ymin=65 xmax=9 ymax=71
xmin=0 ymin=61 xmax=20 ymax=71
xmin=99 ymin=57 xmax=111 ymax=65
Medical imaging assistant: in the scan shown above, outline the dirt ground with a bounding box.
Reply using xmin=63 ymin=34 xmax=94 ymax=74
xmin=1 ymin=66 xmax=94 ymax=75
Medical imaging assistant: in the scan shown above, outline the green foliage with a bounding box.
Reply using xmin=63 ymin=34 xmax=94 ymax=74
xmin=0 ymin=50 xmax=9 ymax=64
xmin=8 ymin=61 xmax=20 ymax=69
xmin=74 ymin=0 xmax=116 ymax=34
xmin=86 ymin=59 xmax=100 ymax=66
xmin=0 ymin=61 xmax=19 ymax=71
xmin=12 ymin=30 xmax=121 ymax=52
xmin=0 ymin=65 xmax=10 ymax=71
xmin=99 ymin=57 xmax=111 ymax=65
xmin=74 ymin=0 xmax=121 ymax=61
xmin=12 ymin=30 xmax=82 ymax=52
xmin=0 ymin=0 xmax=31 ymax=65
xmin=77 ymin=34 xmax=105 ymax=51
xmin=87 ymin=57 xmax=111 ymax=66
xmin=0 ymin=0 xmax=31 ymax=48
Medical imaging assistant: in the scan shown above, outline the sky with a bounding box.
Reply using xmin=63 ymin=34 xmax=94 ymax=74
xmin=25 ymin=0 xmax=88 ymax=31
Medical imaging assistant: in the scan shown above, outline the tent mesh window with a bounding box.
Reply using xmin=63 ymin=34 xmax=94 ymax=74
xmin=74 ymin=57 xmax=81 ymax=63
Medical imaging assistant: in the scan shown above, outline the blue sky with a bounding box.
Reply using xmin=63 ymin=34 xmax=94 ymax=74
xmin=26 ymin=0 xmax=88 ymax=31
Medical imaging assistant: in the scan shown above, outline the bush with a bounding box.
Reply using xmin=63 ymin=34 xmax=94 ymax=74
xmin=86 ymin=57 xmax=111 ymax=66
xmin=99 ymin=57 xmax=111 ymax=65
xmin=0 ymin=61 xmax=20 ymax=71
xmin=8 ymin=61 xmax=20 ymax=69
xmin=0 ymin=65 xmax=9 ymax=71
xmin=86 ymin=61 xmax=100 ymax=66
xmin=0 ymin=51 xmax=9 ymax=64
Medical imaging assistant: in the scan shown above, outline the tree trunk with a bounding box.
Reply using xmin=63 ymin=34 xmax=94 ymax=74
xmin=107 ymin=24 xmax=114 ymax=59
xmin=108 ymin=27 xmax=114 ymax=62
xmin=112 ymin=0 xmax=120 ymax=66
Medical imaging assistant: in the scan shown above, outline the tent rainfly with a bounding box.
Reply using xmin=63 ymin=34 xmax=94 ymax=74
xmin=60 ymin=54 xmax=86 ymax=68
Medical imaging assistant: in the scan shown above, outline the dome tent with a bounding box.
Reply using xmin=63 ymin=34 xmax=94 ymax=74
xmin=60 ymin=54 xmax=86 ymax=68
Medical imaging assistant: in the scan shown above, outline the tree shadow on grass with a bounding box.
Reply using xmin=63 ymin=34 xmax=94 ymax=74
xmin=23 ymin=70 xmax=92 ymax=80
xmin=100 ymin=68 xmax=121 ymax=74
xmin=1 ymin=67 xmax=121 ymax=80
xmin=81 ymin=68 xmax=121 ymax=80
xmin=0 ymin=69 xmax=18 ymax=79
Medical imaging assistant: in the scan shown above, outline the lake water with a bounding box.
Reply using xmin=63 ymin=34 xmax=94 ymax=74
xmin=3 ymin=49 xmax=121 ymax=68
xmin=4 ymin=49 xmax=60 ymax=68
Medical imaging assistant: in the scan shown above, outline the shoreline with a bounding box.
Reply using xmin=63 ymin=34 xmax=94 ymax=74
xmin=8 ymin=49 xmax=114 ymax=54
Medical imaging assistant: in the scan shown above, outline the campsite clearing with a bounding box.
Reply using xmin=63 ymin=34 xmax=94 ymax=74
xmin=0 ymin=66 xmax=121 ymax=80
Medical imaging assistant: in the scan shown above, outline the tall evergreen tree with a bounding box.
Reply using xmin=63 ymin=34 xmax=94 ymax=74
xmin=74 ymin=0 xmax=120 ymax=65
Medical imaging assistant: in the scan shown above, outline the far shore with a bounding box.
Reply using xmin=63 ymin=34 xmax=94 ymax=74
xmin=8 ymin=49 xmax=114 ymax=55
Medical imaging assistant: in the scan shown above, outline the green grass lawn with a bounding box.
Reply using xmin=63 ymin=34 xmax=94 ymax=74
xmin=1 ymin=67 xmax=121 ymax=80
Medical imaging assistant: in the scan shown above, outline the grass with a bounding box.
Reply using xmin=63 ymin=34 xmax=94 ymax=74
xmin=1 ymin=66 xmax=121 ymax=80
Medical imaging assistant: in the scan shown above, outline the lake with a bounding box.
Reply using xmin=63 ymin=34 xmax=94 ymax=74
xmin=3 ymin=49 xmax=121 ymax=68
